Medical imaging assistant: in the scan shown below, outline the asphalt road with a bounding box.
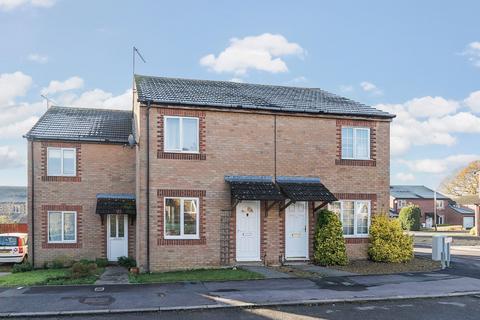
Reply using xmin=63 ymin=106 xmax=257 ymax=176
xmin=11 ymin=296 xmax=480 ymax=319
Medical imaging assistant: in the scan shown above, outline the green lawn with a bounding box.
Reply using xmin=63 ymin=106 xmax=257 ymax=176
xmin=129 ymin=267 xmax=264 ymax=284
xmin=0 ymin=267 xmax=105 ymax=287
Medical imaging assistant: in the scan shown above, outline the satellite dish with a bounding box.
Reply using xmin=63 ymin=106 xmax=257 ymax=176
xmin=128 ymin=134 xmax=136 ymax=147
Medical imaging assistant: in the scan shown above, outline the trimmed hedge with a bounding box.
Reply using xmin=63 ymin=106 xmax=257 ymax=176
xmin=313 ymin=209 xmax=348 ymax=266
xmin=399 ymin=205 xmax=421 ymax=231
xmin=368 ymin=214 xmax=413 ymax=263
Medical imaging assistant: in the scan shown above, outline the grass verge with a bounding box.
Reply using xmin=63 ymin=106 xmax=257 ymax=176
xmin=0 ymin=267 xmax=104 ymax=287
xmin=129 ymin=267 xmax=264 ymax=284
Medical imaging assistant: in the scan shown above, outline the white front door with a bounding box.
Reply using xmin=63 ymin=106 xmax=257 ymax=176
xmin=236 ymin=201 xmax=260 ymax=262
xmin=426 ymin=217 xmax=433 ymax=228
xmin=285 ymin=201 xmax=308 ymax=260
xmin=107 ymin=214 xmax=128 ymax=262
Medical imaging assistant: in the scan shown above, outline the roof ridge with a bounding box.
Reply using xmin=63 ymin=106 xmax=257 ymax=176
xmin=49 ymin=105 xmax=132 ymax=113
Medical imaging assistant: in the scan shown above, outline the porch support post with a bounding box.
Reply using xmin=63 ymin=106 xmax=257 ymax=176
xmin=265 ymin=200 xmax=279 ymax=216
xmin=279 ymin=199 xmax=295 ymax=212
xmin=313 ymin=201 xmax=329 ymax=213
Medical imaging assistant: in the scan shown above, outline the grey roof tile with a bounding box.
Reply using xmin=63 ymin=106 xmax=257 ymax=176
xmin=25 ymin=106 xmax=133 ymax=143
xmin=135 ymin=75 xmax=395 ymax=119
xmin=390 ymin=185 xmax=450 ymax=200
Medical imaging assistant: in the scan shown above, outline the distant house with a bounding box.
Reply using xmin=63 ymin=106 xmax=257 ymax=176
xmin=390 ymin=185 xmax=475 ymax=229
xmin=0 ymin=186 xmax=27 ymax=223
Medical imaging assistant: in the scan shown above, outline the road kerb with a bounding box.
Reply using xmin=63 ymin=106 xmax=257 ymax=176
xmin=1 ymin=291 xmax=480 ymax=318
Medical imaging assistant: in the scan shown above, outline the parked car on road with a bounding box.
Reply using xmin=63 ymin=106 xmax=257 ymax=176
xmin=0 ymin=233 xmax=28 ymax=264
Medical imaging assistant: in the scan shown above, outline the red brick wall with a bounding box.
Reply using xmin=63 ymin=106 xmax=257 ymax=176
xmin=134 ymin=104 xmax=391 ymax=271
xmin=0 ymin=224 xmax=28 ymax=234
xmin=28 ymin=141 xmax=136 ymax=267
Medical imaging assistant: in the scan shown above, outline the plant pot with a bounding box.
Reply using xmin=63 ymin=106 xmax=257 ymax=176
xmin=129 ymin=267 xmax=139 ymax=274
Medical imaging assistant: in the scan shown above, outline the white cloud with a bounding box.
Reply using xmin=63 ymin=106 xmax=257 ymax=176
xmin=376 ymin=93 xmax=480 ymax=156
xmin=395 ymin=172 xmax=415 ymax=182
xmin=200 ymin=33 xmax=304 ymax=75
xmin=27 ymin=53 xmax=48 ymax=64
xmin=399 ymin=155 xmax=480 ymax=174
xmin=360 ymin=81 xmax=382 ymax=95
xmin=0 ymin=71 xmax=32 ymax=106
xmin=0 ymin=146 xmax=23 ymax=169
xmin=464 ymin=90 xmax=480 ymax=113
xmin=463 ymin=41 xmax=480 ymax=68
xmin=41 ymin=76 xmax=84 ymax=95
xmin=405 ymin=96 xmax=459 ymax=118
xmin=0 ymin=0 xmax=55 ymax=11
xmin=58 ymin=88 xmax=132 ymax=110
xmin=229 ymin=78 xmax=244 ymax=83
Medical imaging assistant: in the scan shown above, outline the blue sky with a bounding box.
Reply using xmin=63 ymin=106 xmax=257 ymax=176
xmin=1 ymin=0 xmax=480 ymax=190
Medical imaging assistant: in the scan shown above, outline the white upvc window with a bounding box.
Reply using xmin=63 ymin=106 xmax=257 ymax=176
xmin=397 ymin=199 xmax=407 ymax=209
xmin=48 ymin=211 xmax=77 ymax=243
xmin=436 ymin=200 xmax=444 ymax=210
xmin=164 ymin=197 xmax=199 ymax=239
xmin=329 ymin=200 xmax=371 ymax=237
xmin=164 ymin=116 xmax=199 ymax=153
xmin=47 ymin=147 xmax=76 ymax=176
xmin=341 ymin=127 xmax=370 ymax=160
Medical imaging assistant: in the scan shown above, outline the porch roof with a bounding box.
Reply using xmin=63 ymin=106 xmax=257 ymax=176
xmin=224 ymin=175 xmax=337 ymax=203
xmin=95 ymin=193 xmax=136 ymax=215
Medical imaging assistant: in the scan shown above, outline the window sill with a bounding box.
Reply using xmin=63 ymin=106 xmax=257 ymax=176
xmin=158 ymin=238 xmax=206 ymax=246
xmin=157 ymin=151 xmax=206 ymax=160
xmin=335 ymin=159 xmax=376 ymax=167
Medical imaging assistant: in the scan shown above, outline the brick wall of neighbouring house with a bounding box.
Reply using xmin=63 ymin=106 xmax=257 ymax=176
xmin=135 ymin=104 xmax=391 ymax=271
xmin=27 ymin=141 xmax=136 ymax=267
xmin=392 ymin=198 xmax=472 ymax=225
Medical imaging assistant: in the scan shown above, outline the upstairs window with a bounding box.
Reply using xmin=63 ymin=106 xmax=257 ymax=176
xmin=47 ymin=148 xmax=76 ymax=176
xmin=397 ymin=199 xmax=407 ymax=209
xmin=341 ymin=127 xmax=370 ymax=160
xmin=436 ymin=200 xmax=444 ymax=210
xmin=164 ymin=116 xmax=199 ymax=153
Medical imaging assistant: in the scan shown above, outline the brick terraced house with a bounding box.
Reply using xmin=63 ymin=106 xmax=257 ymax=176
xmin=25 ymin=75 xmax=394 ymax=271
xmin=390 ymin=185 xmax=475 ymax=229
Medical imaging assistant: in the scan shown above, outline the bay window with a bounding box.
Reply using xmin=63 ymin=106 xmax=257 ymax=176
xmin=164 ymin=197 xmax=199 ymax=239
xmin=329 ymin=200 xmax=371 ymax=236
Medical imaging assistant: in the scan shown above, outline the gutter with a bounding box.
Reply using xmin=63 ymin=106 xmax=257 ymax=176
xmin=30 ymin=140 xmax=35 ymax=266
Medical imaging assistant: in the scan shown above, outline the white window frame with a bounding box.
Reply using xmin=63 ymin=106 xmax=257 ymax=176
xmin=164 ymin=116 xmax=200 ymax=153
xmin=47 ymin=211 xmax=77 ymax=243
xmin=341 ymin=127 xmax=371 ymax=160
xmin=164 ymin=197 xmax=200 ymax=239
xmin=397 ymin=199 xmax=407 ymax=209
xmin=47 ymin=147 xmax=77 ymax=176
xmin=436 ymin=200 xmax=444 ymax=210
xmin=329 ymin=200 xmax=371 ymax=237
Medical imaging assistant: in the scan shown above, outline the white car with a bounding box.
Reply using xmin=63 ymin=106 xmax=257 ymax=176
xmin=0 ymin=233 xmax=28 ymax=264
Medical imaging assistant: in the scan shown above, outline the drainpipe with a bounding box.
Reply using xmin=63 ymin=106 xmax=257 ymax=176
xmin=146 ymin=101 xmax=151 ymax=272
xmin=273 ymin=115 xmax=277 ymax=181
xmin=30 ymin=140 xmax=35 ymax=267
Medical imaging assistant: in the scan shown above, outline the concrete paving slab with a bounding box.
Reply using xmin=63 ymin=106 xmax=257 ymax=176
xmin=95 ymin=266 xmax=129 ymax=285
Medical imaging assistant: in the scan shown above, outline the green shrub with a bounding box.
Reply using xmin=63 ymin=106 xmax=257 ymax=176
xmin=47 ymin=255 xmax=73 ymax=269
xmin=95 ymin=258 xmax=109 ymax=268
xmin=313 ymin=209 xmax=348 ymax=266
xmin=117 ymin=256 xmax=136 ymax=268
xmin=368 ymin=214 xmax=413 ymax=263
xmin=470 ymin=226 xmax=478 ymax=236
xmin=71 ymin=262 xmax=97 ymax=278
xmin=12 ymin=262 xmax=33 ymax=273
xmin=398 ymin=205 xmax=421 ymax=231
